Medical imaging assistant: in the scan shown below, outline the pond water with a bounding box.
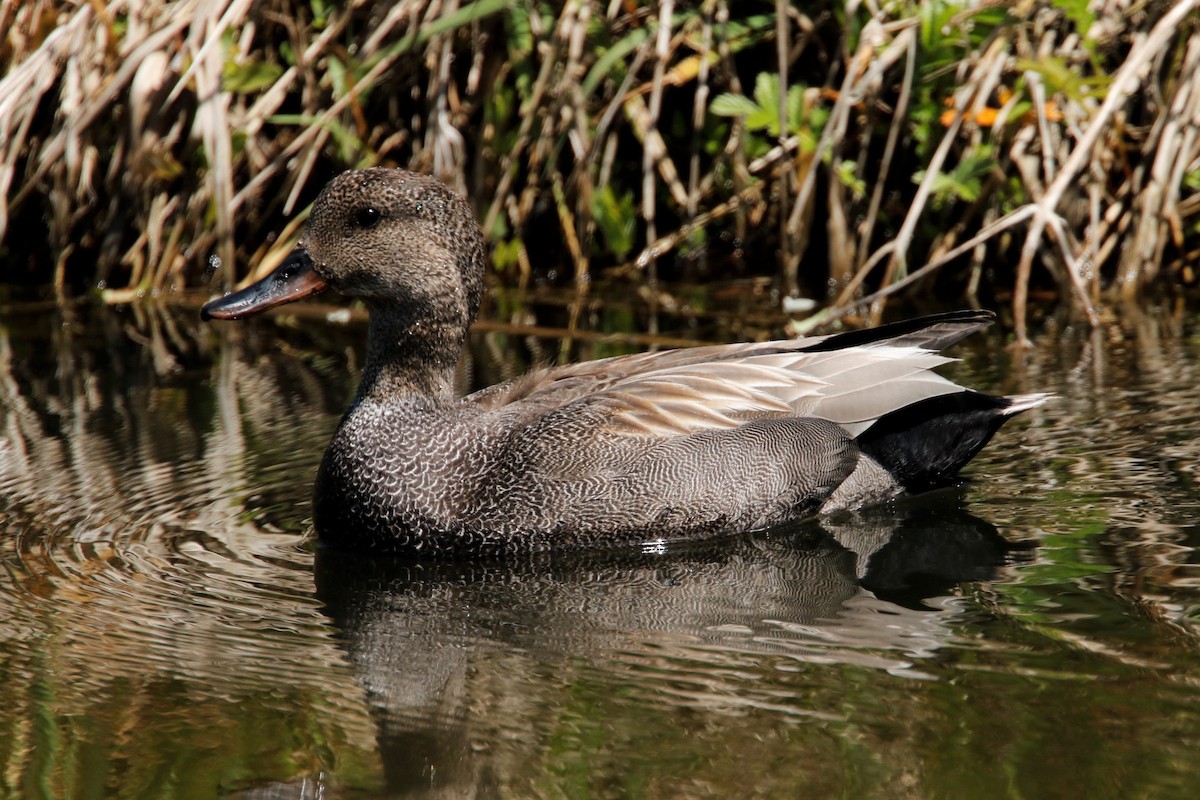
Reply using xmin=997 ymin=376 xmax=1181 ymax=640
xmin=2 ymin=295 xmax=1200 ymax=798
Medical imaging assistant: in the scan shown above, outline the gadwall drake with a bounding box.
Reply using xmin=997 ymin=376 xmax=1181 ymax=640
xmin=202 ymin=168 xmax=1046 ymax=557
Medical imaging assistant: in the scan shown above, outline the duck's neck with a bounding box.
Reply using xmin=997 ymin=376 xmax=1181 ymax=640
xmin=355 ymin=303 xmax=466 ymax=407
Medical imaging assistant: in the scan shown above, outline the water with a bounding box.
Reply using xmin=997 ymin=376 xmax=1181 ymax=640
xmin=2 ymin=299 xmax=1200 ymax=798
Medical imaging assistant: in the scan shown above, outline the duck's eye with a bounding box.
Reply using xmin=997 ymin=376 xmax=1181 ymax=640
xmin=354 ymin=207 xmax=382 ymax=229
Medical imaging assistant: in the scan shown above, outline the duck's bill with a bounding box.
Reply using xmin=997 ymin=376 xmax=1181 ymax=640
xmin=201 ymin=248 xmax=327 ymax=320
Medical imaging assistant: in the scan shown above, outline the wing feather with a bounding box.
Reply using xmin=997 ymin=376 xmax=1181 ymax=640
xmin=467 ymin=316 xmax=984 ymax=438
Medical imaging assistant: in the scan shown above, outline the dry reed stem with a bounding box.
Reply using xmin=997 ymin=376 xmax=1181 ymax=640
xmin=687 ymin=1 xmax=715 ymax=221
xmin=791 ymin=18 xmax=917 ymax=307
xmin=1127 ymin=34 xmax=1200 ymax=291
xmin=830 ymin=24 xmax=918 ymax=310
xmin=191 ymin=1 xmax=247 ymax=288
xmin=642 ymin=0 xmax=674 ymax=256
xmin=480 ymin=18 xmax=560 ymax=239
xmin=879 ymin=38 xmax=1005 ymax=298
xmin=857 ymin=28 xmax=916 ymax=282
xmin=3 ymin=0 xmax=1200 ymax=338
xmin=791 ymin=205 xmax=1040 ymax=335
xmin=614 ymin=180 xmax=765 ymax=279
xmin=3 ymin=3 xmax=193 ymax=227
xmin=1011 ymin=0 xmax=1200 ymax=345
xmin=775 ymin=0 xmax=792 ymax=294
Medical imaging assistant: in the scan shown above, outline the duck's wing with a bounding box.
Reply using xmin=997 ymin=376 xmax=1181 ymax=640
xmin=468 ymin=310 xmax=996 ymax=438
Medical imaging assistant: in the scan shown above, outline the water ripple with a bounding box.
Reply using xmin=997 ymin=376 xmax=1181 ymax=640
xmin=0 ymin=315 xmax=378 ymax=795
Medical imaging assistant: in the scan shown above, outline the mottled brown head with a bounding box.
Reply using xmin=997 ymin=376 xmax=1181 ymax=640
xmin=303 ymin=168 xmax=485 ymax=325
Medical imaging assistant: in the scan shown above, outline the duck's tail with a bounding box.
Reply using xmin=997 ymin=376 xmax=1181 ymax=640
xmin=1001 ymin=392 xmax=1054 ymax=415
xmin=855 ymin=390 xmax=1051 ymax=494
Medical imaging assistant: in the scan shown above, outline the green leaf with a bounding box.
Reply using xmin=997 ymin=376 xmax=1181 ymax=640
xmin=1008 ymin=100 xmax=1033 ymax=122
xmin=835 ymin=161 xmax=866 ymax=199
xmin=222 ymin=58 xmax=284 ymax=94
xmin=711 ymin=73 xmax=818 ymax=139
xmin=582 ymin=27 xmax=649 ymax=98
xmin=1017 ymin=56 xmax=1111 ymax=101
xmin=326 ymin=56 xmax=347 ymax=98
xmin=269 ymin=114 xmax=368 ymax=165
xmin=505 ymin=3 xmax=534 ymax=57
xmin=1051 ymin=0 xmax=1095 ymax=38
xmin=491 ymin=239 xmax=521 ymax=274
xmin=752 ymin=71 xmax=777 ymax=113
xmin=709 ymin=93 xmax=761 ymax=118
xmin=424 ymin=0 xmax=512 ymax=38
xmin=786 ymin=84 xmax=805 ymax=134
xmin=591 ymin=185 xmax=637 ymax=260
xmin=914 ymin=148 xmax=997 ymax=208
xmin=310 ymin=0 xmax=331 ymax=28
xmin=373 ymin=0 xmax=512 ymax=66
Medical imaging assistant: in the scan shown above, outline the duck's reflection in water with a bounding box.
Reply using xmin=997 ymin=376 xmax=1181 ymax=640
xmin=314 ymin=497 xmax=1027 ymax=796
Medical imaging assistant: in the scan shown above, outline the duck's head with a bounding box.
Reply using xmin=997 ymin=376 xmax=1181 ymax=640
xmin=201 ymin=168 xmax=485 ymax=328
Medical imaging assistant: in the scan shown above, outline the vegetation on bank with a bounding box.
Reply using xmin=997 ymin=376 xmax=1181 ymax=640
xmin=2 ymin=0 xmax=1200 ymax=342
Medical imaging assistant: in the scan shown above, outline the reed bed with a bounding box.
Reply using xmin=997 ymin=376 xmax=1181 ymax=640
xmin=2 ymin=0 xmax=1200 ymax=342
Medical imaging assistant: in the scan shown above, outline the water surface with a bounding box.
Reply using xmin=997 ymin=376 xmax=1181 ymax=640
xmin=2 ymin=299 xmax=1199 ymax=798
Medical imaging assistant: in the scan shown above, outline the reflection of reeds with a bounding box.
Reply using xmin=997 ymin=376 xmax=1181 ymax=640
xmin=0 ymin=308 xmax=379 ymax=791
xmin=6 ymin=3 xmax=1200 ymax=339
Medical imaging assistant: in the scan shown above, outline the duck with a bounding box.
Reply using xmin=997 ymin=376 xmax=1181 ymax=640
xmin=202 ymin=167 xmax=1047 ymax=558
